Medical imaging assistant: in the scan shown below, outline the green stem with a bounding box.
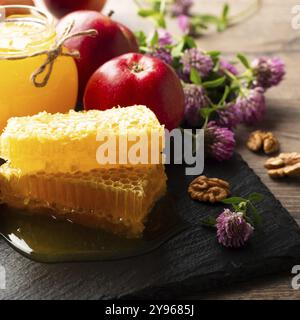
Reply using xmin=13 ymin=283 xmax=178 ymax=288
xmin=202 ymin=115 xmax=209 ymax=130
xmin=160 ymin=0 xmax=167 ymax=14
xmin=224 ymin=69 xmax=238 ymax=81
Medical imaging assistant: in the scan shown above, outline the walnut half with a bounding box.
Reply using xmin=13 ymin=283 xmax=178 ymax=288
xmin=188 ymin=176 xmax=230 ymax=203
xmin=247 ymin=130 xmax=280 ymax=155
xmin=265 ymin=153 xmax=300 ymax=178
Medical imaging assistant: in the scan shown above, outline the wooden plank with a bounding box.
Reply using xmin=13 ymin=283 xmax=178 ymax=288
xmin=192 ymin=273 xmax=300 ymax=300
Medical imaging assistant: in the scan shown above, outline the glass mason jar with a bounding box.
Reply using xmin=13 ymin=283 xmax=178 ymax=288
xmin=0 ymin=5 xmax=78 ymax=130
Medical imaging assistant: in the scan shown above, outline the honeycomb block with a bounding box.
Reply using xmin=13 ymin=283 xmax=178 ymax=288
xmin=0 ymin=163 xmax=167 ymax=238
xmin=0 ymin=105 xmax=165 ymax=174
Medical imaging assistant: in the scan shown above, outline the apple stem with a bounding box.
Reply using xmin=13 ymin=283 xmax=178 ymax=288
xmin=108 ymin=10 xmax=115 ymax=18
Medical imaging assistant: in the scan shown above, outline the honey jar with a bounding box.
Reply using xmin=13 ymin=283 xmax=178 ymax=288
xmin=0 ymin=5 xmax=78 ymax=130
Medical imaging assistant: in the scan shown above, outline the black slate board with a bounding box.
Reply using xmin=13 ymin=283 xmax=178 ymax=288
xmin=0 ymin=154 xmax=300 ymax=300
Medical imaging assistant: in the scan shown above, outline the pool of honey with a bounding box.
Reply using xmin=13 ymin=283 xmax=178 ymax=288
xmin=0 ymin=195 xmax=187 ymax=263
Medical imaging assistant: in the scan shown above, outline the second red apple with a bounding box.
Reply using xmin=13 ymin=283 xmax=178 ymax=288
xmin=56 ymin=10 xmax=139 ymax=101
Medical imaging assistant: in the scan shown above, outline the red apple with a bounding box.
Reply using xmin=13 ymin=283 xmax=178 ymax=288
xmin=117 ymin=22 xmax=139 ymax=53
xmin=39 ymin=0 xmax=106 ymax=18
xmin=84 ymin=53 xmax=185 ymax=130
xmin=57 ymin=10 xmax=139 ymax=101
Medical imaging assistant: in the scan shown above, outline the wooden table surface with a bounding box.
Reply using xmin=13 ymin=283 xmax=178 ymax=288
xmin=107 ymin=0 xmax=300 ymax=299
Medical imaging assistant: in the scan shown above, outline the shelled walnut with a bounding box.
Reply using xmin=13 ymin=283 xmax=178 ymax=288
xmin=265 ymin=153 xmax=300 ymax=178
xmin=247 ymin=130 xmax=280 ymax=155
xmin=188 ymin=176 xmax=230 ymax=203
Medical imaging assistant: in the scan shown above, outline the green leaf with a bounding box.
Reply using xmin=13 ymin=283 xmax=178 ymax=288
xmin=136 ymin=0 xmax=168 ymax=28
xmin=190 ymin=16 xmax=208 ymax=31
xmin=135 ymin=31 xmax=147 ymax=47
xmin=245 ymin=215 xmax=255 ymax=227
xmin=248 ymin=192 xmax=264 ymax=203
xmin=184 ymin=35 xmax=197 ymax=49
xmin=222 ymin=197 xmax=246 ymax=205
xmin=213 ymin=59 xmax=221 ymax=72
xmin=219 ymin=86 xmax=230 ymax=106
xmin=248 ymin=202 xmax=263 ymax=227
xmin=171 ymin=39 xmax=185 ymax=58
xmin=153 ymin=0 xmax=162 ymax=12
xmin=154 ymin=12 xmax=166 ymax=28
xmin=139 ymin=46 xmax=151 ymax=53
xmin=202 ymin=76 xmax=226 ymax=88
xmin=237 ymin=53 xmax=251 ymax=69
xmin=190 ymin=68 xmax=202 ymax=85
xmin=209 ymin=51 xmax=221 ymax=67
xmin=207 ymin=51 xmax=221 ymax=58
xmin=200 ymin=107 xmax=214 ymax=119
xmin=222 ymin=3 xmax=230 ymax=20
xmin=138 ymin=9 xmax=156 ymax=17
xmin=150 ymin=30 xmax=159 ymax=47
xmin=200 ymin=216 xmax=217 ymax=228
xmin=217 ymin=4 xmax=230 ymax=32
xmin=232 ymin=203 xmax=240 ymax=212
xmin=198 ymin=14 xmax=220 ymax=25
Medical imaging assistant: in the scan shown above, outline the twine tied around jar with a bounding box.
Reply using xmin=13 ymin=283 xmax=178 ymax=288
xmin=0 ymin=21 xmax=98 ymax=88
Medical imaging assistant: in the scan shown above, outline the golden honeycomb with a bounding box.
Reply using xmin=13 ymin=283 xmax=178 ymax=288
xmin=0 ymin=105 xmax=167 ymax=238
xmin=0 ymin=105 xmax=165 ymax=174
xmin=0 ymin=162 xmax=167 ymax=238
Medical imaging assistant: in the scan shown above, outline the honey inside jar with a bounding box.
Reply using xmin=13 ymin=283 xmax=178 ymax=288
xmin=0 ymin=5 xmax=78 ymax=131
